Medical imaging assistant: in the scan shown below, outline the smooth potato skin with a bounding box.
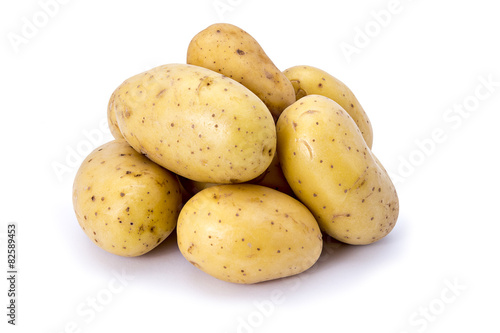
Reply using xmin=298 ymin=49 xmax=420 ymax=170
xmin=72 ymin=140 xmax=182 ymax=257
xmin=107 ymin=87 xmax=124 ymax=140
xmin=187 ymin=23 xmax=295 ymax=120
xmin=179 ymin=150 xmax=294 ymax=197
xmin=277 ymin=95 xmax=398 ymax=245
xmin=247 ymin=150 xmax=294 ymax=196
xmin=177 ymin=184 xmax=323 ymax=284
xmin=283 ymin=65 xmax=373 ymax=148
xmin=113 ymin=63 xmax=276 ymax=184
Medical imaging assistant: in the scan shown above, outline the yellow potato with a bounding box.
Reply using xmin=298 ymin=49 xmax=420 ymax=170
xmin=283 ymin=65 xmax=374 ymax=148
xmin=179 ymin=150 xmax=294 ymax=197
xmin=187 ymin=23 xmax=295 ymax=120
xmin=72 ymin=139 xmax=182 ymax=256
xmin=113 ymin=63 xmax=276 ymax=184
xmin=247 ymin=149 xmax=294 ymax=196
xmin=107 ymin=87 xmax=124 ymax=140
xmin=177 ymin=176 xmax=218 ymax=197
xmin=177 ymin=184 xmax=323 ymax=284
xmin=277 ymin=95 xmax=399 ymax=245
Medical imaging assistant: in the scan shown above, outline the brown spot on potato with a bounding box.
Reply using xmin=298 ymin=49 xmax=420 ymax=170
xmin=189 ymin=261 xmax=201 ymax=268
xmin=156 ymin=89 xmax=166 ymax=97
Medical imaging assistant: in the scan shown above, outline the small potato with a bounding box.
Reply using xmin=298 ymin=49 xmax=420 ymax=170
xmin=113 ymin=63 xmax=276 ymax=184
xmin=177 ymin=184 xmax=323 ymax=284
xmin=187 ymin=23 xmax=296 ymax=120
xmin=107 ymin=87 xmax=124 ymax=140
xmin=179 ymin=150 xmax=294 ymax=197
xmin=283 ymin=65 xmax=373 ymax=148
xmin=177 ymin=176 xmax=218 ymax=197
xmin=277 ymin=95 xmax=399 ymax=245
xmin=248 ymin=150 xmax=294 ymax=196
xmin=72 ymin=139 xmax=182 ymax=257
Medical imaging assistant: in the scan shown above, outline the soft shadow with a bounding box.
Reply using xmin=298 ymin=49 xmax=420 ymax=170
xmin=60 ymin=194 xmax=411 ymax=300
xmin=302 ymin=214 xmax=411 ymax=289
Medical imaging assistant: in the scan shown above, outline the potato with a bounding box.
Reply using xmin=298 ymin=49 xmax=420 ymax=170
xmin=277 ymin=95 xmax=399 ymax=245
xmin=248 ymin=150 xmax=294 ymax=196
xmin=177 ymin=184 xmax=323 ymax=284
xmin=107 ymin=87 xmax=124 ymax=140
xmin=179 ymin=150 xmax=294 ymax=197
xmin=187 ymin=23 xmax=295 ymax=120
xmin=177 ymin=176 xmax=218 ymax=197
xmin=72 ymin=139 xmax=182 ymax=257
xmin=113 ymin=63 xmax=276 ymax=184
xmin=283 ymin=65 xmax=374 ymax=148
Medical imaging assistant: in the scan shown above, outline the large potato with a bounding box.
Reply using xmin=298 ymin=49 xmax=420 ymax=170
xmin=283 ymin=65 xmax=374 ymax=148
xmin=112 ymin=63 xmax=276 ymax=184
xmin=277 ymin=95 xmax=399 ymax=245
xmin=72 ymin=139 xmax=182 ymax=257
xmin=187 ymin=23 xmax=295 ymax=120
xmin=177 ymin=184 xmax=323 ymax=284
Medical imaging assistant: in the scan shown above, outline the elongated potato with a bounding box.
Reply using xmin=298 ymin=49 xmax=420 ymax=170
xmin=72 ymin=139 xmax=182 ymax=256
xmin=283 ymin=65 xmax=373 ymax=148
xmin=277 ymin=95 xmax=398 ymax=245
xmin=187 ymin=23 xmax=295 ymax=120
xmin=177 ymin=184 xmax=323 ymax=284
xmin=113 ymin=63 xmax=276 ymax=184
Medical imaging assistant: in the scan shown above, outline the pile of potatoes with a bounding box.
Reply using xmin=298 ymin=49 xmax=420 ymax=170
xmin=72 ymin=23 xmax=399 ymax=284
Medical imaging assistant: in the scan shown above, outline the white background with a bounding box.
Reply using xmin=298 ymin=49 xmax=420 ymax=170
xmin=1 ymin=0 xmax=499 ymax=332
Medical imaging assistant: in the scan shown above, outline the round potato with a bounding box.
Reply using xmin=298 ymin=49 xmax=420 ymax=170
xmin=177 ymin=184 xmax=323 ymax=284
xmin=72 ymin=139 xmax=182 ymax=257
xmin=113 ymin=63 xmax=276 ymax=184
xmin=277 ymin=95 xmax=399 ymax=245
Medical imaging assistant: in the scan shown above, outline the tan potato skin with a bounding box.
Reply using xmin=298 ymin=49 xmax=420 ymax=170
xmin=187 ymin=23 xmax=296 ymax=120
xmin=277 ymin=95 xmax=399 ymax=245
xmin=179 ymin=150 xmax=294 ymax=197
xmin=247 ymin=149 xmax=294 ymax=196
xmin=107 ymin=87 xmax=124 ymax=140
xmin=113 ymin=63 xmax=276 ymax=184
xmin=283 ymin=65 xmax=373 ymax=148
xmin=177 ymin=184 xmax=323 ymax=284
xmin=72 ymin=139 xmax=182 ymax=257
